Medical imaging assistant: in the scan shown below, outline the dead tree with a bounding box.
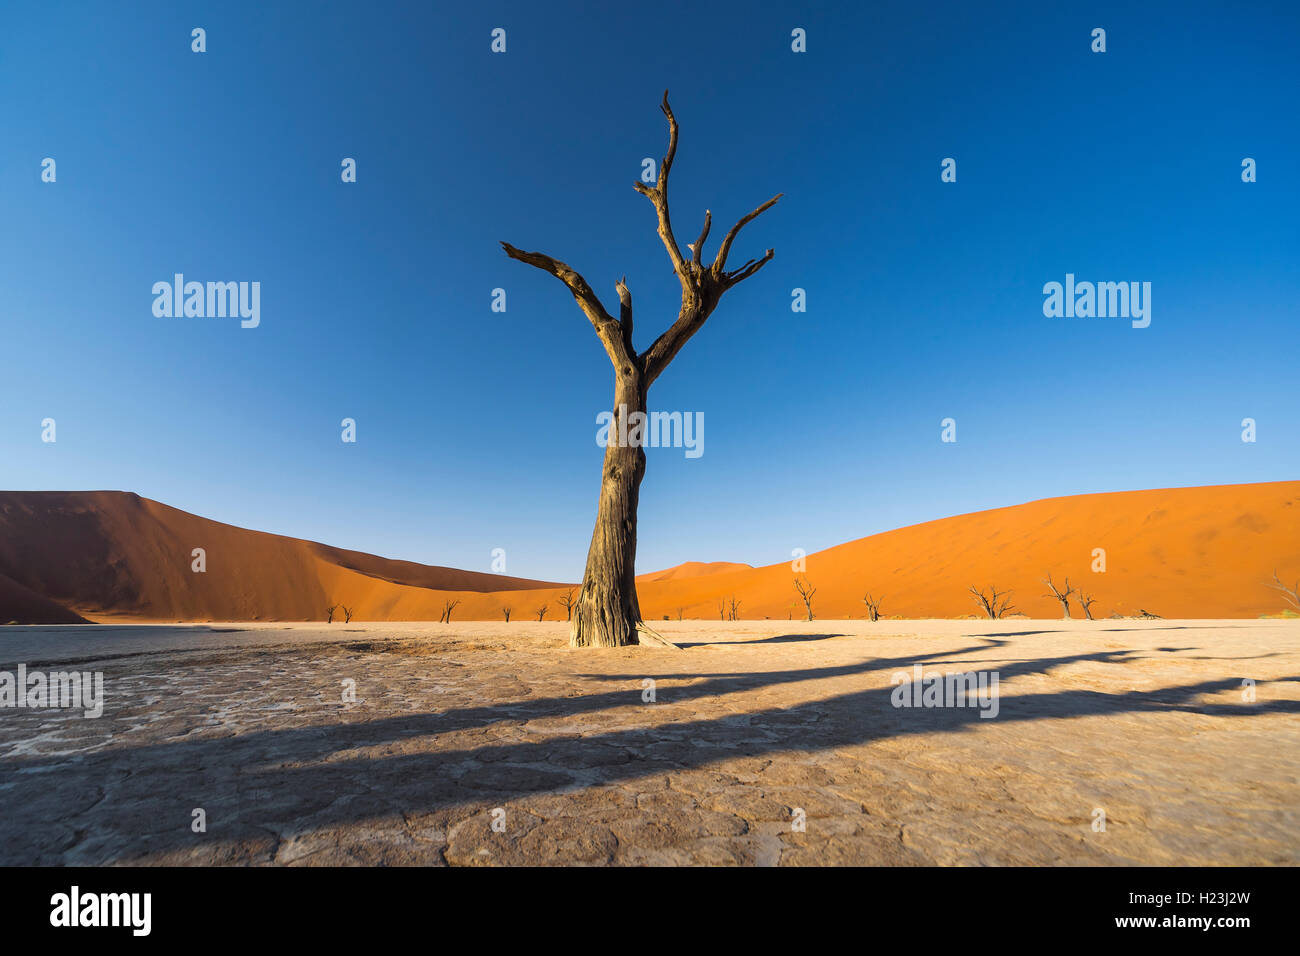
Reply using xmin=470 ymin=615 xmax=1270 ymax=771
xmin=1136 ymin=608 xmax=1162 ymax=619
xmin=676 ymin=607 xmax=684 ymax=622
xmin=717 ymin=599 xmax=727 ymax=621
xmin=794 ymin=577 xmax=817 ymax=621
xmin=1042 ymin=573 xmax=1075 ymax=619
xmin=557 ymin=589 xmax=576 ymax=621
xmin=342 ymin=606 xmax=355 ymax=624
xmin=1268 ymin=570 xmax=1300 ymax=614
xmin=862 ymin=592 xmax=883 ymax=622
xmin=1076 ymin=592 xmax=1097 ymax=620
xmin=502 ymin=91 xmax=780 ymax=648
xmin=535 ymin=604 xmax=548 ymax=622
xmin=501 ymin=606 xmax=512 ymax=622
xmin=726 ymin=595 xmax=742 ymax=621
xmin=325 ymin=605 xmax=337 ymax=624
xmin=969 ymin=585 xmax=1016 ymax=620
xmin=439 ymin=599 xmax=461 ymax=624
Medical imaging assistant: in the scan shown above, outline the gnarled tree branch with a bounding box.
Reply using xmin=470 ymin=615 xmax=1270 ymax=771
xmin=722 ymin=248 xmax=775 ymax=287
xmin=499 ymin=241 xmax=633 ymax=369
xmin=633 ymin=91 xmax=689 ymax=284
xmin=712 ymin=194 xmax=782 ymax=279
xmin=690 ymin=210 xmax=711 ymax=267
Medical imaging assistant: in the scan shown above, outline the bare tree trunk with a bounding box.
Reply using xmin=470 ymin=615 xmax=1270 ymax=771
xmin=571 ymin=375 xmax=647 ymax=648
xmin=503 ymin=92 xmax=780 ymax=650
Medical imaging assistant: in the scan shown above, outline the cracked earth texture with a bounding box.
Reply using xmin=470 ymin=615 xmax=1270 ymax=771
xmin=1 ymin=619 xmax=1297 ymax=865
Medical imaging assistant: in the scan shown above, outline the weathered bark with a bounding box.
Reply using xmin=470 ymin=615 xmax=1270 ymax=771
xmin=571 ymin=375 xmax=647 ymax=647
xmin=502 ymin=91 xmax=780 ymax=648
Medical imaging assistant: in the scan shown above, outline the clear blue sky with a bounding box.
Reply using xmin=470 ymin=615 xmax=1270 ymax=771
xmin=2 ymin=1 xmax=1296 ymax=580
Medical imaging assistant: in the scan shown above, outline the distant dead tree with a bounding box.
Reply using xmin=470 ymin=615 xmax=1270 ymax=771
xmin=862 ymin=592 xmax=883 ymax=622
xmin=969 ymin=585 xmax=1016 ymax=620
xmin=1268 ymin=570 xmax=1300 ymax=614
xmin=1042 ymin=573 xmax=1076 ymax=619
xmin=726 ymin=595 xmax=742 ymax=621
xmin=794 ymin=577 xmax=817 ymax=621
xmin=439 ymin=599 xmax=461 ymax=623
xmin=342 ymin=606 xmax=355 ymax=623
xmin=1076 ymin=592 xmax=1097 ymax=620
xmin=717 ymin=599 xmax=727 ymax=621
xmin=535 ymin=604 xmax=549 ymax=622
xmin=501 ymin=606 xmax=512 ymax=622
xmin=675 ymin=607 xmax=684 ymax=622
xmin=502 ymin=92 xmax=780 ymax=648
xmin=557 ymin=589 xmax=576 ymax=621
xmin=1136 ymin=608 xmax=1162 ymax=619
xmin=325 ymin=605 xmax=337 ymax=624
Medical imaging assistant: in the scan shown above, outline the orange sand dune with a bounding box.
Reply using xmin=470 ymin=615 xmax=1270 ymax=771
xmin=637 ymin=481 xmax=1300 ymax=621
xmin=0 ymin=491 xmax=565 ymax=624
xmin=1 ymin=482 xmax=1297 ymax=624
xmin=636 ymin=561 xmax=753 ymax=583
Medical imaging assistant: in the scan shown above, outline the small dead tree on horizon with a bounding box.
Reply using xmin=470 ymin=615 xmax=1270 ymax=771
xmin=1268 ymin=570 xmax=1300 ymax=614
xmin=503 ymin=91 xmax=781 ymax=648
xmin=794 ymin=577 xmax=817 ymax=621
xmin=501 ymin=606 xmax=512 ymax=622
xmin=862 ymin=592 xmax=883 ymax=622
xmin=535 ymin=604 xmax=549 ymax=622
xmin=969 ymin=585 xmax=1016 ymax=620
xmin=726 ymin=595 xmax=742 ymax=621
xmin=342 ymin=606 xmax=355 ymax=624
xmin=325 ymin=605 xmax=337 ymax=624
xmin=1136 ymin=608 xmax=1162 ymax=619
xmin=1077 ymin=592 xmax=1097 ymax=620
xmin=439 ymin=599 xmax=461 ymax=624
xmin=1043 ymin=573 xmax=1075 ymax=619
xmin=557 ymin=589 xmax=576 ymax=621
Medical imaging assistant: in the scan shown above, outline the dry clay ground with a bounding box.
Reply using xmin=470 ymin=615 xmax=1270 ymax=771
xmin=0 ymin=619 xmax=1297 ymax=866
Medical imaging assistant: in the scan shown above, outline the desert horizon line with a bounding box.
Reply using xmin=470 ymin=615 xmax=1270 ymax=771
xmin=4 ymin=477 xmax=1295 ymax=578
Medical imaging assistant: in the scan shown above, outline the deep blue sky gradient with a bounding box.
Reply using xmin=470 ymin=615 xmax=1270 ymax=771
xmin=2 ymin=1 xmax=1297 ymax=579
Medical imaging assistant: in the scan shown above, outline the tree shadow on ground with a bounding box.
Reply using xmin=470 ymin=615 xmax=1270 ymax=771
xmin=0 ymin=639 xmax=1295 ymax=864
xmin=673 ymin=632 xmax=847 ymax=648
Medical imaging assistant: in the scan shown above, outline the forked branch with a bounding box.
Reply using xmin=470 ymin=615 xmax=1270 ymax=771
xmin=635 ymin=91 xmax=781 ymax=386
xmin=503 ymin=90 xmax=780 ymax=394
xmin=712 ymin=195 xmax=781 ymax=284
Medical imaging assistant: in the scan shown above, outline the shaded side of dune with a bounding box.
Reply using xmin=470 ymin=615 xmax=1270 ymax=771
xmin=0 ymin=491 xmax=564 ymax=623
xmin=0 ymin=570 xmax=88 ymax=624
